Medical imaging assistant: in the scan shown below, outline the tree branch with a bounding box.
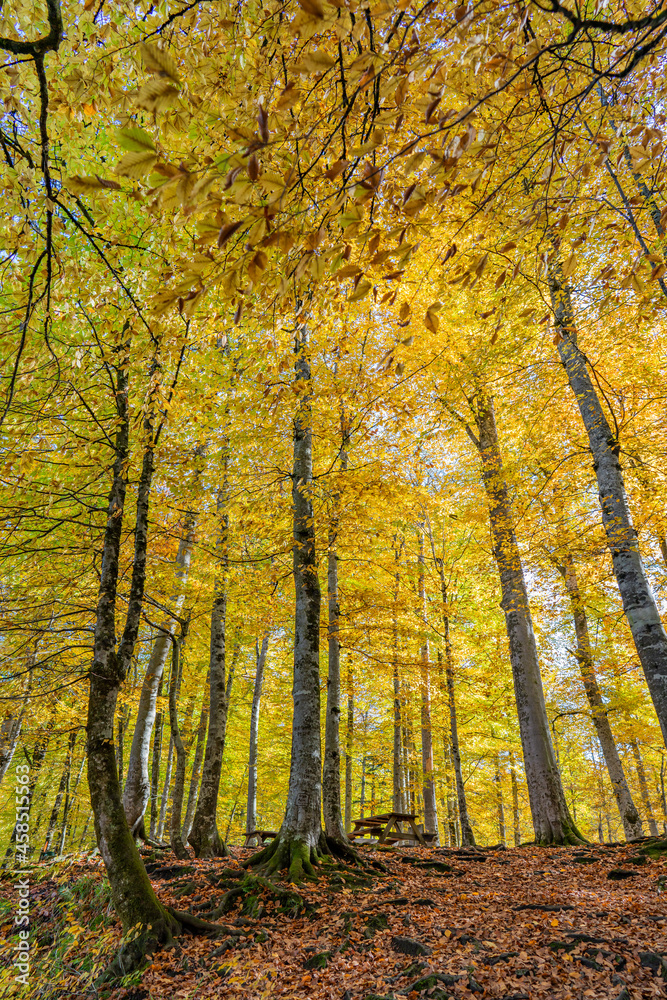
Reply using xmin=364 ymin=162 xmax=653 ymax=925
xmin=0 ymin=0 xmax=63 ymax=55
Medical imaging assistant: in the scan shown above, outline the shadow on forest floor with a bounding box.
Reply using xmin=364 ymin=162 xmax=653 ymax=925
xmin=1 ymin=838 xmax=666 ymax=999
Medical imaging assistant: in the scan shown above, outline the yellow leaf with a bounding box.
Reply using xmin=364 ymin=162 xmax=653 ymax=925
xmin=298 ymin=0 xmax=325 ymax=17
xmin=424 ymin=308 xmax=440 ymax=333
xmin=137 ymin=78 xmax=180 ymax=112
xmin=561 ymin=252 xmax=576 ymax=278
xmin=336 ymin=264 xmax=362 ymax=279
xmin=295 ymin=51 xmax=335 ymax=74
xmin=276 ymin=84 xmax=301 ymax=110
xmin=67 ymin=175 xmax=121 ymax=192
xmin=348 ymin=280 xmax=371 ymax=302
xmin=117 ymin=150 xmax=157 ymax=179
xmin=141 ymin=43 xmax=181 ymax=84
xmin=630 ymin=272 xmax=644 ymax=294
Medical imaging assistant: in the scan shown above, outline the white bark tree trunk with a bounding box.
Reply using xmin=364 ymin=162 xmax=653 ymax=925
xmin=323 ymin=413 xmax=348 ymax=844
xmin=246 ymin=633 xmax=269 ymax=840
xmin=548 ymin=248 xmax=667 ymax=747
xmin=466 ymin=391 xmax=583 ymax=844
xmin=555 ymin=555 xmax=643 ymax=840
xmin=122 ymin=523 xmax=196 ymax=837
xmin=418 ymin=528 xmax=439 ymax=841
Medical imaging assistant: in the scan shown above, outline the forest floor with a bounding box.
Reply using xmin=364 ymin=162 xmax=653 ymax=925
xmin=1 ymin=839 xmax=666 ymax=999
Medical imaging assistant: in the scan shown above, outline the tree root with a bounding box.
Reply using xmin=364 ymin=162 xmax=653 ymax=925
xmin=242 ymin=830 xmax=324 ymax=882
xmin=188 ymin=822 xmax=230 ymax=859
xmin=98 ymin=906 xmax=180 ymax=983
xmin=321 ymin=833 xmax=365 ymax=868
xmin=98 ymin=898 xmax=242 ymax=982
xmin=166 ymin=906 xmax=231 ymax=935
xmin=209 ymin=870 xmax=314 ymax=919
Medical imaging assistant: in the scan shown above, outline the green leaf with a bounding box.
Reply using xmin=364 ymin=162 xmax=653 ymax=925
xmin=115 ymin=128 xmax=156 ymax=153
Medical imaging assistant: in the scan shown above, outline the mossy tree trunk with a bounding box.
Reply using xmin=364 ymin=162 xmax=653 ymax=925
xmin=86 ymin=350 xmax=179 ymax=971
xmin=189 ymin=470 xmax=232 ymax=859
xmin=246 ymin=324 xmax=324 ymax=881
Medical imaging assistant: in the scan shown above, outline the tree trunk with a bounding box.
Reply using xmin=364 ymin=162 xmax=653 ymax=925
xmin=509 ymin=750 xmax=520 ymax=846
xmin=0 ymin=666 xmax=32 ymax=787
xmin=169 ymin=620 xmax=190 ymax=858
xmin=392 ymin=625 xmax=403 ymax=812
xmin=58 ymin=747 xmax=86 ymax=855
xmin=157 ymin=735 xmax=174 ymax=842
xmin=439 ymin=579 xmax=475 ymax=846
xmin=323 ymin=415 xmax=348 ymax=844
xmin=41 ymin=731 xmax=77 ymax=859
xmin=85 ymin=353 xmax=178 ymax=972
xmin=246 ymin=324 xmax=323 ymax=881
xmin=345 ymin=660 xmax=353 ymax=833
xmin=440 ymin=723 xmax=457 ymax=847
xmin=246 ymin=633 xmax=269 ymax=842
xmin=555 ymin=554 xmax=643 ymax=839
xmin=630 ymin=739 xmax=659 ymax=836
xmin=494 ymin=754 xmax=506 ymax=846
xmin=547 ymin=249 xmax=667 ymax=747
xmin=182 ymin=673 xmax=209 ymax=844
xmin=418 ymin=528 xmax=438 ymax=840
xmin=189 ymin=472 xmax=232 ymax=859
xmin=658 ymin=534 xmax=667 ymax=569
xmin=0 ymin=712 xmax=24 ymax=788
xmin=360 ymin=755 xmax=367 ymax=816
xmin=466 ymin=391 xmax=583 ymax=844
xmin=123 ymin=514 xmax=197 ymax=837
xmin=3 ymin=712 xmax=54 ymax=868
xmin=149 ymin=701 xmax=163 ymax=841
xmin=116 ymin=704 xmax=128 ymax=786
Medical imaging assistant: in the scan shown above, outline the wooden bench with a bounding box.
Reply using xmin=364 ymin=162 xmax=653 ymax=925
xmin=351 ymin=811 xmax=436 ymax=847
xmin=243 ymin=829 xmax=277 ymax=847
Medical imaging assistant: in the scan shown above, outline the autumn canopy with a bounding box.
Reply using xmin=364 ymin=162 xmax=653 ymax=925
xmin=1 ymin=0 xmax=667 ymax=990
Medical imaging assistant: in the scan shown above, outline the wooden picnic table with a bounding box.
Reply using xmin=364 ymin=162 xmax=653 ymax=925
xmin=350 ymin=811 xmax=436 ymax=847
xmin=243 ymin=829 xmax=277 ymax=847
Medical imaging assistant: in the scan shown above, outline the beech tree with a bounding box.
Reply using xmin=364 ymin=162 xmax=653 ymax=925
xmin=3 ymin=0 xmax=667 ymax=983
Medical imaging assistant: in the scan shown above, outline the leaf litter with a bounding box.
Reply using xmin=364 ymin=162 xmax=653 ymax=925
xmin=2 ymin=838 xmax=666 ymax=999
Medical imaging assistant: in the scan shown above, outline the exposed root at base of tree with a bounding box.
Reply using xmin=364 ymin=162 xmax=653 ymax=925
xmin=535 ymin=824 xmax=588 ymax=847
xmin=242 ymin=832 xmax=323 ymax=882
xmin=320 ymin=832 xmax=365 ymax=867
xmin=241 ymin=830 xmax=382 ymax=883
xmin=188 ymin=824 xmax=230 ymax=860
xmin=99 ymin=901 xmax=238 ymax=982
xmin=209 ymin=873 xmax=313 ymax=920
xmin=98 ymin=906 xmax=181 ymax=983
xmin=132 ymin=817 xmax=168 ymax=850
